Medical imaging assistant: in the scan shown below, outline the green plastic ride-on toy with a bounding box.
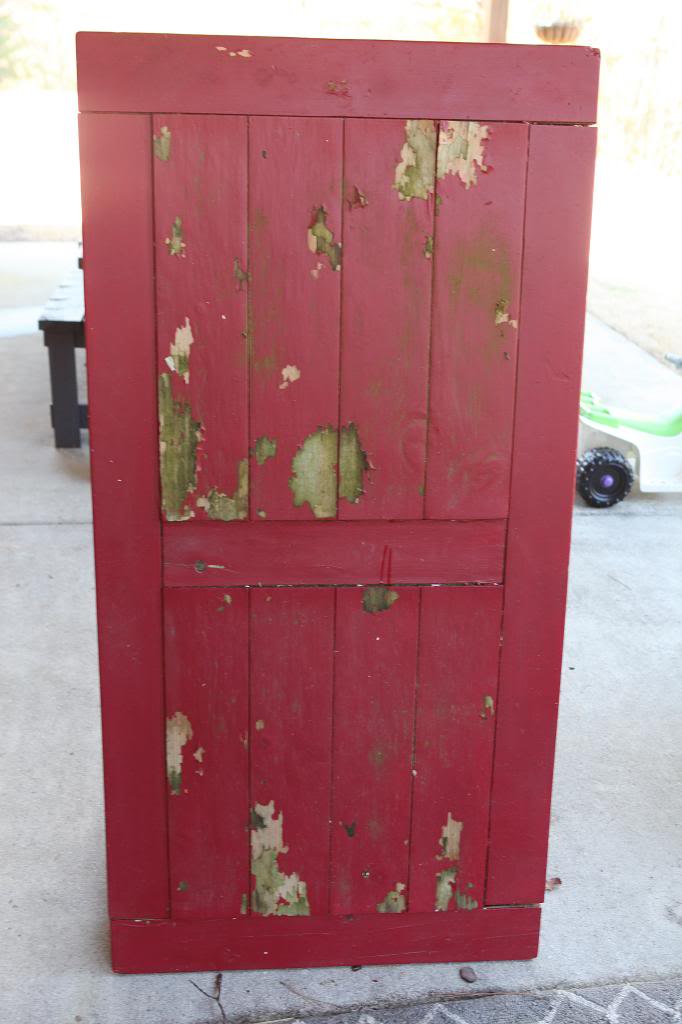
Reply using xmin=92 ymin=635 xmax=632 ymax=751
xmin=577 ymin=382 xmax=682 ymax=507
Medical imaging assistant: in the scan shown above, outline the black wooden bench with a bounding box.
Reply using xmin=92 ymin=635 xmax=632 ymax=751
xmin=38 ymin=266 xmax=87 ymax=448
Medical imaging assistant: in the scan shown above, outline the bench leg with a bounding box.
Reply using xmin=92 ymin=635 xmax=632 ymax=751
xmin=47 ymin=333 xmax=81 ymax=448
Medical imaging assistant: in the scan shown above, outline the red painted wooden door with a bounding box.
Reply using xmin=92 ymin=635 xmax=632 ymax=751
xmin=155 ymin=112 xmax=523 ymax=923
xmin=78 ymin=34 xmax=598 ymax=972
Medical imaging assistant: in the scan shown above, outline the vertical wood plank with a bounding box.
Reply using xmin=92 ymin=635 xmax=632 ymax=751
xmin=330 ymin=586 xmax=419 ymax=914
xmin=425 ymin=121 xmax=527 ymax=520
xmin=153 ymin=114 xmax=249 ymax=524
xmin=79 ymin=112 xmax=169 ymax=919
xmin=249 ymin=117 xmax=343 ymax=521
xmin=164 ymin=588 xmax=249 ymax=918
xmin=486 ymin=125 xmax=597 ymax=907
xmin=249 ymin=588 xmax=335 ymax=916
xmin=408 ymin=587 xmax=503 ymax=914
xmin=339 ymin=119 xmax=435 ymax=520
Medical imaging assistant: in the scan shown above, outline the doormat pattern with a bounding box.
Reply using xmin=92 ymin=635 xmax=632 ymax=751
xmin=287 ymin=980 xmax=682 ymax=1024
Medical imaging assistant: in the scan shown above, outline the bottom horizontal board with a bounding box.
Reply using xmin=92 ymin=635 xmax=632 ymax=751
xmin=111 ymin=907 xmax=540 ymax=973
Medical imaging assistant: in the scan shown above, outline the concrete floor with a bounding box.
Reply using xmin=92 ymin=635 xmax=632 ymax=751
xmin=1 ymin=244 xmax=681 ymax=1022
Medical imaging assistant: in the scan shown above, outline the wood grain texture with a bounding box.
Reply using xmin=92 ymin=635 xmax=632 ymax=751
xmin=248 ymin=117 xmax=343 ymax=520
xmin=162 ymin=520 xmax=506 ymax=587
xmin=77 ymin=33 xmax=600 ymax=124
xmin=409 ymin=587 xmax=503 ymax=914
xmin=330 ymin=587 xmax=419 ymax=914
xmin=79 ymin=113 xmax=169 ymax=919
xmin=153 ymin=114 xmax=249 ymax=524
xmin=339 ymin=119 xmax=434 ymax=519
xmin=110 ymin=906 xmax=540 ymax=972
xmin=486 ymin=125 xmax=597 ymax=907
xmin=425 ymin=121 xmax=527 ymax=520
xmin=249 ymin=589 xmax=335 ymax=916
xmin=164 ymin=588 xmax=249 ymax=918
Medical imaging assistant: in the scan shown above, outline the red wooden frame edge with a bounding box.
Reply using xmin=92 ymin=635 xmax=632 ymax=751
xmin=80 ymin=112 xmax=170 ymax=920
xmin=485 ymin=124 xmax=597 ymax=907
xmin=76 ymin=33 xmax=599 ymax=124
xmin=111 ymin=906 xmax=541 ymax=972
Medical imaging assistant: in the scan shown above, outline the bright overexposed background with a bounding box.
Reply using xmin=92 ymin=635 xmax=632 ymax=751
xmin=1 ymin=0 xmax=681 ymax=359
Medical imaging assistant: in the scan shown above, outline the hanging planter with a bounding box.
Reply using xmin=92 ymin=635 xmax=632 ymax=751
xmin=534 ymin=19 xmax=584 ymax=44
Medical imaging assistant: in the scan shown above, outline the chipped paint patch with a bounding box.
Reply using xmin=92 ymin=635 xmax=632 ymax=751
xmin=254 ymin=436 xmax=277 ymax=465
xmin=480 ymin=695 xmax=495 ymax=719
xmin=166 ymin=711 xmax=193 ymax=795
xmin=436 ymin=121 xmax=489 ymax=189
xmin=234 ymin=257 xmax=249 ymax=290
xmin=423 ymin=235 xmax=434 ymax=259
xmin=435 ymin=867 xmax=458 ymax=911
xmin=362 ymin=586 xmax=399 ymax=614
xmin=240 ymin=893 xmax=248 ymax=914
xmin=326 ymin=79 xmax=349 ymax=96
xmin=197 ymin=459 xmax=248 ymax=521
xmin=343 ymin=821 xmax=356 ymax=837
xmin=310 ymin=261 xmax=324 ymax=280
xmin=394 ymin=120 xmax=437 ymax=201
xmin=438 ymin=813 xmax=463 ymax=862
xmin=279 ymin=365 xmax=301 ymax=390
xmin=494 ymin=299 xmax=518 ymax=328
xmin=289 ymin=425 xmax=337 ymax=519
xmin=217 ymin=593 xmax=233 ymax=612
xmin=307 ymin=207 xmax=342 ymax=271
xmin=177 ymin=880 xmax=188 ymax=892
xmin=153 ymin=125 xmax=171 ymax=161
xmin=158 ymin=374 xmax=200 ymax=521
xmin=229 ymin=48 xmax=252 ymax=58
xmin=255 ymin=719 xmax=265 ymax=731
xmin=168 ymin=317 xmax=194 ymax=382
xmin=455 ymin=888 xmax=478 ymax=911
xmin=257 ymin=509 xmax=267 ymax=518
xmin=250 ymin=800 xmax=310 ymax=916
xmin=349 ymin=186 xmax=368 ymax=209
xmin=193 ymin=746 xmax=205 ymax=763
xmin=339 ymin=422 xmax=370 ymax=504
xmin=165 ymin=216 xmax=186 ymax=256
xmin=377 ymin=882 xmax=406 ymax=913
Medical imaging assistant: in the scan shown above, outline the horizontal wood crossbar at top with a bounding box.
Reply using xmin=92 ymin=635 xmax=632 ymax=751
xmin=76 ymin=33 xmax=599 ymax=124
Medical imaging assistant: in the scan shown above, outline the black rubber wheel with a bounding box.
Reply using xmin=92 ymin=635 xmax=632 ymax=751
xmin=576 ymin=447 xmax=634 ymax=508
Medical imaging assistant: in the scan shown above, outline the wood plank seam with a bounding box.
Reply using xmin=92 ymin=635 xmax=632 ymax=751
xmin=482 ymin=121 xmax=532 ymax=908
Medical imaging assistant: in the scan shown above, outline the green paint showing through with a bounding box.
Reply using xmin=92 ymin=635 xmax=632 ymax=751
xmin=343 ymin=821 xmax=357 ymax=837
xmin=197 ymin=460 xmax=248 ymax=521
xmin=435 ymin=868 xmax=457 ymax=911
xmin=362 ymin=586 xmax=399 ymax=614
xmin=394 ymin=120 xmax=437 ymax=201
xmin=177 ymin=880 xmax=188 ymax=892
xmin=166 ymin=711 xmax=193 ymax=796
xmin=480 ymin=695 xmax=495 ymax=719
xmin=153 ymin=125 xmax=171 ymax=161
xmin=250 ymin=800 xmax=311 ymax=917
xmin=377 ymin=882 xmax=406 ymax=913
xmin=436 ymin=121 xmax=489 ymax=189
xmin=240 ymin=893 xmax=248 ymax=915
xmin=158 ymin=374 xmax=200 ymax=522
xmin=455 ymin=888 xmax=478 ymax=911
xmin=423 ymin=235 xmax=434 ymax=259
xmin=289 ymin=425 xmax=338 ymax=519
xmin=307 ymin=207 xmax=342 ymax=271
xmin=339 ymin=422 xmax=370 ymax=504
xmin=254 ymin=436 xmax=278 ymax=465
xmin=166 ymin=216 xmax=186 ymax=256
